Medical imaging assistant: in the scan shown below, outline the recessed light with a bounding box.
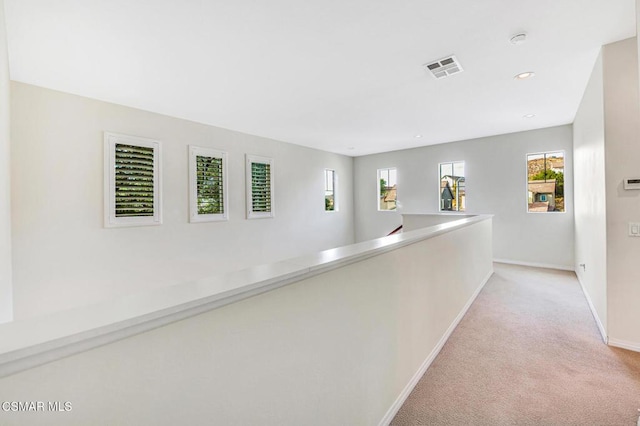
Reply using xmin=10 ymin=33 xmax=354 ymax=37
xmin=510 ymin=33 xmax=527 ymax=45
xmin=523 ymin=114 xmax=536 ymax=119
xmin=415 ymin=134 xmax=423 ymax=138
xmin=514 ymin=72 xmax=535 ymax=80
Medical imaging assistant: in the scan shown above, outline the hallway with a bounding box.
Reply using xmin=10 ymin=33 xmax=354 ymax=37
xmin=392 ymin=263 xmax=640 ymax=425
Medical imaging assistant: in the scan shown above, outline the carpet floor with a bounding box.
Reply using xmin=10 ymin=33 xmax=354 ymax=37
xmin=391 ymin=263 xmax=640 ymax=426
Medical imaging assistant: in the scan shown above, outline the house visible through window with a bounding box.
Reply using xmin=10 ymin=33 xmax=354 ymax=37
xmin=378 ymin=168 xmax=397 ymax=211
xmin=440 ymin=161 xmax=465 ymax=212
xmin=325 ymin=169 xmax=336 ymax=211
xmin=527 ymin=151 xmax=564 ymax=213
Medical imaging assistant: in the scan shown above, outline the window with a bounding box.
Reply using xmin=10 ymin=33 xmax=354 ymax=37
xmin=439 ymin=161 xmax=465 ymax=212
xmin=189 ymin=146 xmax=228 ymax=223
xmin=104 ymin=132 xmax=162 ymax=228
xmin=378 ymin=168 xmax=397 ymax=211
xmin=246 ymin=154 xmax=274 ymax=219
xmin=324 ymin=169 xmax=337 ymax=211
xmin=527 ymin=151 xmax=564 ymax=213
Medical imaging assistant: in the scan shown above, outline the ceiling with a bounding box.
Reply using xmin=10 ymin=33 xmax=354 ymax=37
xmin=3 ymin=0 xmax=636 ymax=156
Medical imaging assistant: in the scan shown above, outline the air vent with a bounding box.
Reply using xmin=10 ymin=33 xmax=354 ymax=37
xmin=423 ymin=55 xmax=463 ymax=79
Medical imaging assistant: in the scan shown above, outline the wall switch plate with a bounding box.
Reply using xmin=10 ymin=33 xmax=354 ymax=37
xmin=629 ymin=222 xmax=640 ymax=237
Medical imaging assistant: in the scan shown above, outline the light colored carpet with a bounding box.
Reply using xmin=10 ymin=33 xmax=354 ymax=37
xmin=392 ymin=263 xmax=640 ymax=426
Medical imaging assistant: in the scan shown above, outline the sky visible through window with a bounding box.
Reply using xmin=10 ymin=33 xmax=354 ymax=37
xmin=380 ymin=168 xmax=397 ymax=187
xmin=440 ymin=162 xmax=464 ymax=179
xmin=379 ymin=168 xmax=397 ymax=211
xmin=325 ymin=169 xmax=336 ymax=211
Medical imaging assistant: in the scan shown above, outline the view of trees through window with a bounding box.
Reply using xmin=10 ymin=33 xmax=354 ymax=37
xmin=115 ymin=143 xmax=155 ymax=217
xmin=378 ymin=168 xmax=397 ymax=211
xmin=527 ymin=151 xmax=564 ymax=212
xmin=251 ymin=162 xmax=272 ymax=213
xmin=196 ymin=155 xmax=224 ymax=215
xmin=440 ymin=161 xmax=465 ymax=212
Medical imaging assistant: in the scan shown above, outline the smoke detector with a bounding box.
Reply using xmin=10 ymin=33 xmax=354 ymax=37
xmin=423 ymin=55 xmax=464 ymax=79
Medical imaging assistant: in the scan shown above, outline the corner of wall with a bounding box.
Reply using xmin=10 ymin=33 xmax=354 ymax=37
xmin=575 ymin=272 xmax=608 ymax=344
xmin=602 ymin=36 xmax=640 ymax=348
xmin=572 ymin=49 xmax=607 ymax=340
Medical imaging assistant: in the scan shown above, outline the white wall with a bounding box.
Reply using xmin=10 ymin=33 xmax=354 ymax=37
xmin=602 ymin=38 xmax=640 ymax=349
xmin=10 ymin=82 xmax=354 ymax=320
xmin=0 ymin=0 xmax=12 ymax=323
xmin=573 ymin=52 xmax=607 ymax=338
xmin=0 ymin=219 xmax=493 ymax=426
xmin=354 ymin=125 xmax=574 ymax=269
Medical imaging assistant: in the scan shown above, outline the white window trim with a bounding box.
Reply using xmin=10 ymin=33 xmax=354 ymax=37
xmin=438 ymin=160 xmax=465 ymax=213
xmin=377 ymin=167 xmax=397 ymax=212
xmin=189 ymin=146 xmax=229 ymax=223
xmin=525 ymin=150 xmax=566 ymax=214
xmin=325 ymin=169 xmax=338 ymax=212
xmin=104 ymin=132 xmax=162 ymax=228
xmin=246 ymin=154 xmax=274 ymax=219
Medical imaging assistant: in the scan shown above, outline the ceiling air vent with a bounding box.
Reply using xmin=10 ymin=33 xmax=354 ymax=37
xmin=424 ymin=55 xmax=463 ymax=79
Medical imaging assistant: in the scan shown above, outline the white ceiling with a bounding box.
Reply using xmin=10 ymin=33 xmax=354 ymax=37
xmin=3 ymin=0 xmax=636 ymax=156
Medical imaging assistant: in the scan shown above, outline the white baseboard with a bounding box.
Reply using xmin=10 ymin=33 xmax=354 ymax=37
xmin=378 ymin=267 xmax=494 ymax=426
xmin=608 ymin=338 xmax=640 ymax=353
xmin=575 ymin=274 xmax=607 ymax=344
xmin=493 ymin=258 xmax=574 ymax=272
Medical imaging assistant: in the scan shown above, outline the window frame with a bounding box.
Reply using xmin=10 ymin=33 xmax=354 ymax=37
xmin=438 ymin=160 xmax=465 ymax=213
xmin=526 ymin=150 xmax=566 ymax=214
xmin=189 ymin=146 xmax=229 ymax=223
xmin=246 ymin=154 xmax=275 ymax=219
xmin=324 ymin=169 xmax=338 ymax=212
xmin=104 ymin=132 xmax=162 ymax=228
xmin=377 ymin=167 xmax=397 ymax=212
